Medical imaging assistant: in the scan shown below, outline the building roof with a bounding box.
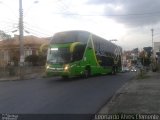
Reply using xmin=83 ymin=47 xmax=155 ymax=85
xmin=0 ymin=35 xmax=49 ymax=48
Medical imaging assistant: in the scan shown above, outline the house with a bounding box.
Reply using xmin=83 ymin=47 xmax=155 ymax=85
xmin=154 ymin=42 xmax=160 ymax=63
xmin=154 ymin=42 xmax=160 ymax=56
xmin=0 ymin=35 xmax=50 ymax=67
xmin=122 ymin=48 xmax=140 ymax=69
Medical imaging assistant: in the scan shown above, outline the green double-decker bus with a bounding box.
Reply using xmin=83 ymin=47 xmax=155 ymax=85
xmin=46 ymin=30 xmax=122 ymax=78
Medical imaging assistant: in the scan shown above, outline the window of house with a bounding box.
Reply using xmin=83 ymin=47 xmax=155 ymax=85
xmin=25 ymin=49 xmax=32 ymax=57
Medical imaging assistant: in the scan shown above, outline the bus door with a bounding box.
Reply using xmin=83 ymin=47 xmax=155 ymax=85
xmin=70 ymin=43 xmax=86 ymax=75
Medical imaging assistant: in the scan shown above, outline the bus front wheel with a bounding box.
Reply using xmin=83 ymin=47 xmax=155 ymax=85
xmin=84 ymin=68 xmax=91 ymax=78
xmin=62 ymin=76 xmax=69 ymax=79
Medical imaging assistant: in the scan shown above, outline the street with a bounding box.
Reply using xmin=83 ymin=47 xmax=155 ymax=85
xmin=0 ymin=72 xmax=135 ymax=119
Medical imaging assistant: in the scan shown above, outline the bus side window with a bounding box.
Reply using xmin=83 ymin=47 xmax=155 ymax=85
xmin=96 ymin=55 xmax=102 ymax=65
xmin=72 ymin=44 xmax=86 ymax=61
xmin=100 ymin=56 xmax=114 ymax=67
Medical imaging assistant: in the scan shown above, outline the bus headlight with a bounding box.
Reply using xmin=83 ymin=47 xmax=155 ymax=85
xmin=46 ymin=65 xmax=50 ymax=69
xmin=64 ymin=65 xmax=69 ymax=71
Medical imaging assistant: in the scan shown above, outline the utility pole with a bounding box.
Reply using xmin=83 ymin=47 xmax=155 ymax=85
xmin=19 ymin=0 xmax=24 ymax=79
xmin=151 ymin=28 xmax=157 ymax=72
xmin=151 ymin=28 xmax=154 ymax=54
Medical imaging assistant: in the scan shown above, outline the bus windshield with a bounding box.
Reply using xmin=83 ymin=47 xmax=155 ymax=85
xmin=47 ymin=47 xmax=71 ymax=64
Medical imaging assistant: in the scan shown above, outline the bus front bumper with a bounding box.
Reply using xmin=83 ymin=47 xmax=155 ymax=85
xmin=46 ymin=68 xmax=70 ymax=77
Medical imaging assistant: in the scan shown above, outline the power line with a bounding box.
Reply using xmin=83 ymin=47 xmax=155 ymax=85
xmin=51 ymin=11 xmax=160 ymax=17
xmin=23 ymin=1 xmax=40 ymax=18
xmin=25 ymin=27 xmax=51 ymax=37
xmin=0 ymin=25 xmax=18 ymax=33
xmin=0 ymin=1 xmax=19 ymax=18
xmin=24 ymin=22 xmax=52 ymax=35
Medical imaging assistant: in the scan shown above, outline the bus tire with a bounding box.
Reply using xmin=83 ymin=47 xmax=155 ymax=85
xmin=62 ymin=76 xmax=69 ymax=79
xmin=112 ymin=66 xmax=116 ymax=75
xmin=84 ymin=67 xmax=91 ymax=78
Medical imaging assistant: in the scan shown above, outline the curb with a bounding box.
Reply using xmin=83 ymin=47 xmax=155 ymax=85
xmin=99 ymin=80 xmax=133 ymax=114
xmin=97 ymin=71 xmax=159 ymax=114
xmin=0 ymin=78 xmax=19 ymax=82
xmin=97 ymin=73 xmax=137 ymax=114
xmin=0 ymin=73 xmax=44 ymax=82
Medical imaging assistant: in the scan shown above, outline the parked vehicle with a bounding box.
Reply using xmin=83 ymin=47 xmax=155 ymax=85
xmin=122 ymin=67 xmax=130 ymax=72
xmin=130 ymin=67 xmax=137 ymax=72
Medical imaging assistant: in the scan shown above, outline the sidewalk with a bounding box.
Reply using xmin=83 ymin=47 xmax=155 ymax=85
xmin=0 ymin=73 xmax=44 ymax=81
xmin=99 ymin=71 xmax=160 ymax=114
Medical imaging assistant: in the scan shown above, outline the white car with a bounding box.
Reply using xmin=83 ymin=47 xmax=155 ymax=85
xmin=122 ymin=67 xmax=130 ymax=72
xmin=130 ymin=68 xmax=137 ymax=72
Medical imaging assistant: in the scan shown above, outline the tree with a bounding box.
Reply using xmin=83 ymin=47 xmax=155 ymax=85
xmin=25 ymin=55 xmax=39 ymax=66
xmin=25 ymin=43 xmax=48 ymax=66
xmin=0 ymin=30 xmax=11 ymax=40
xmin=143 ymin=47 xmax=152 ymax=58
xmin=38 ymin=43 xmax=48 ymax=65
xmin=25 ymin=54 xmax=46 ymax=66
xmin=39 ymin=43 xmax=48 ymax=55
xmin=139 ymin=50 xmax=151 ymax=66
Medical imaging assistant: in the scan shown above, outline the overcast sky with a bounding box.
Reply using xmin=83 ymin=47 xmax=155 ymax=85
xmin=0 ymin=0 xmax=160 ymax=50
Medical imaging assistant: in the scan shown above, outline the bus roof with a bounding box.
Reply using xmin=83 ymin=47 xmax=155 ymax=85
xmin=50 ymin=30 xmax=122 ymax=52
xmin=50 ymin=30 xmax=90 ymax=44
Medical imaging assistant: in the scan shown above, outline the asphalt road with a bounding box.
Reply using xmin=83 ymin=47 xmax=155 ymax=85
xmin=0 ymin=72 xmax=136 ymax=119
